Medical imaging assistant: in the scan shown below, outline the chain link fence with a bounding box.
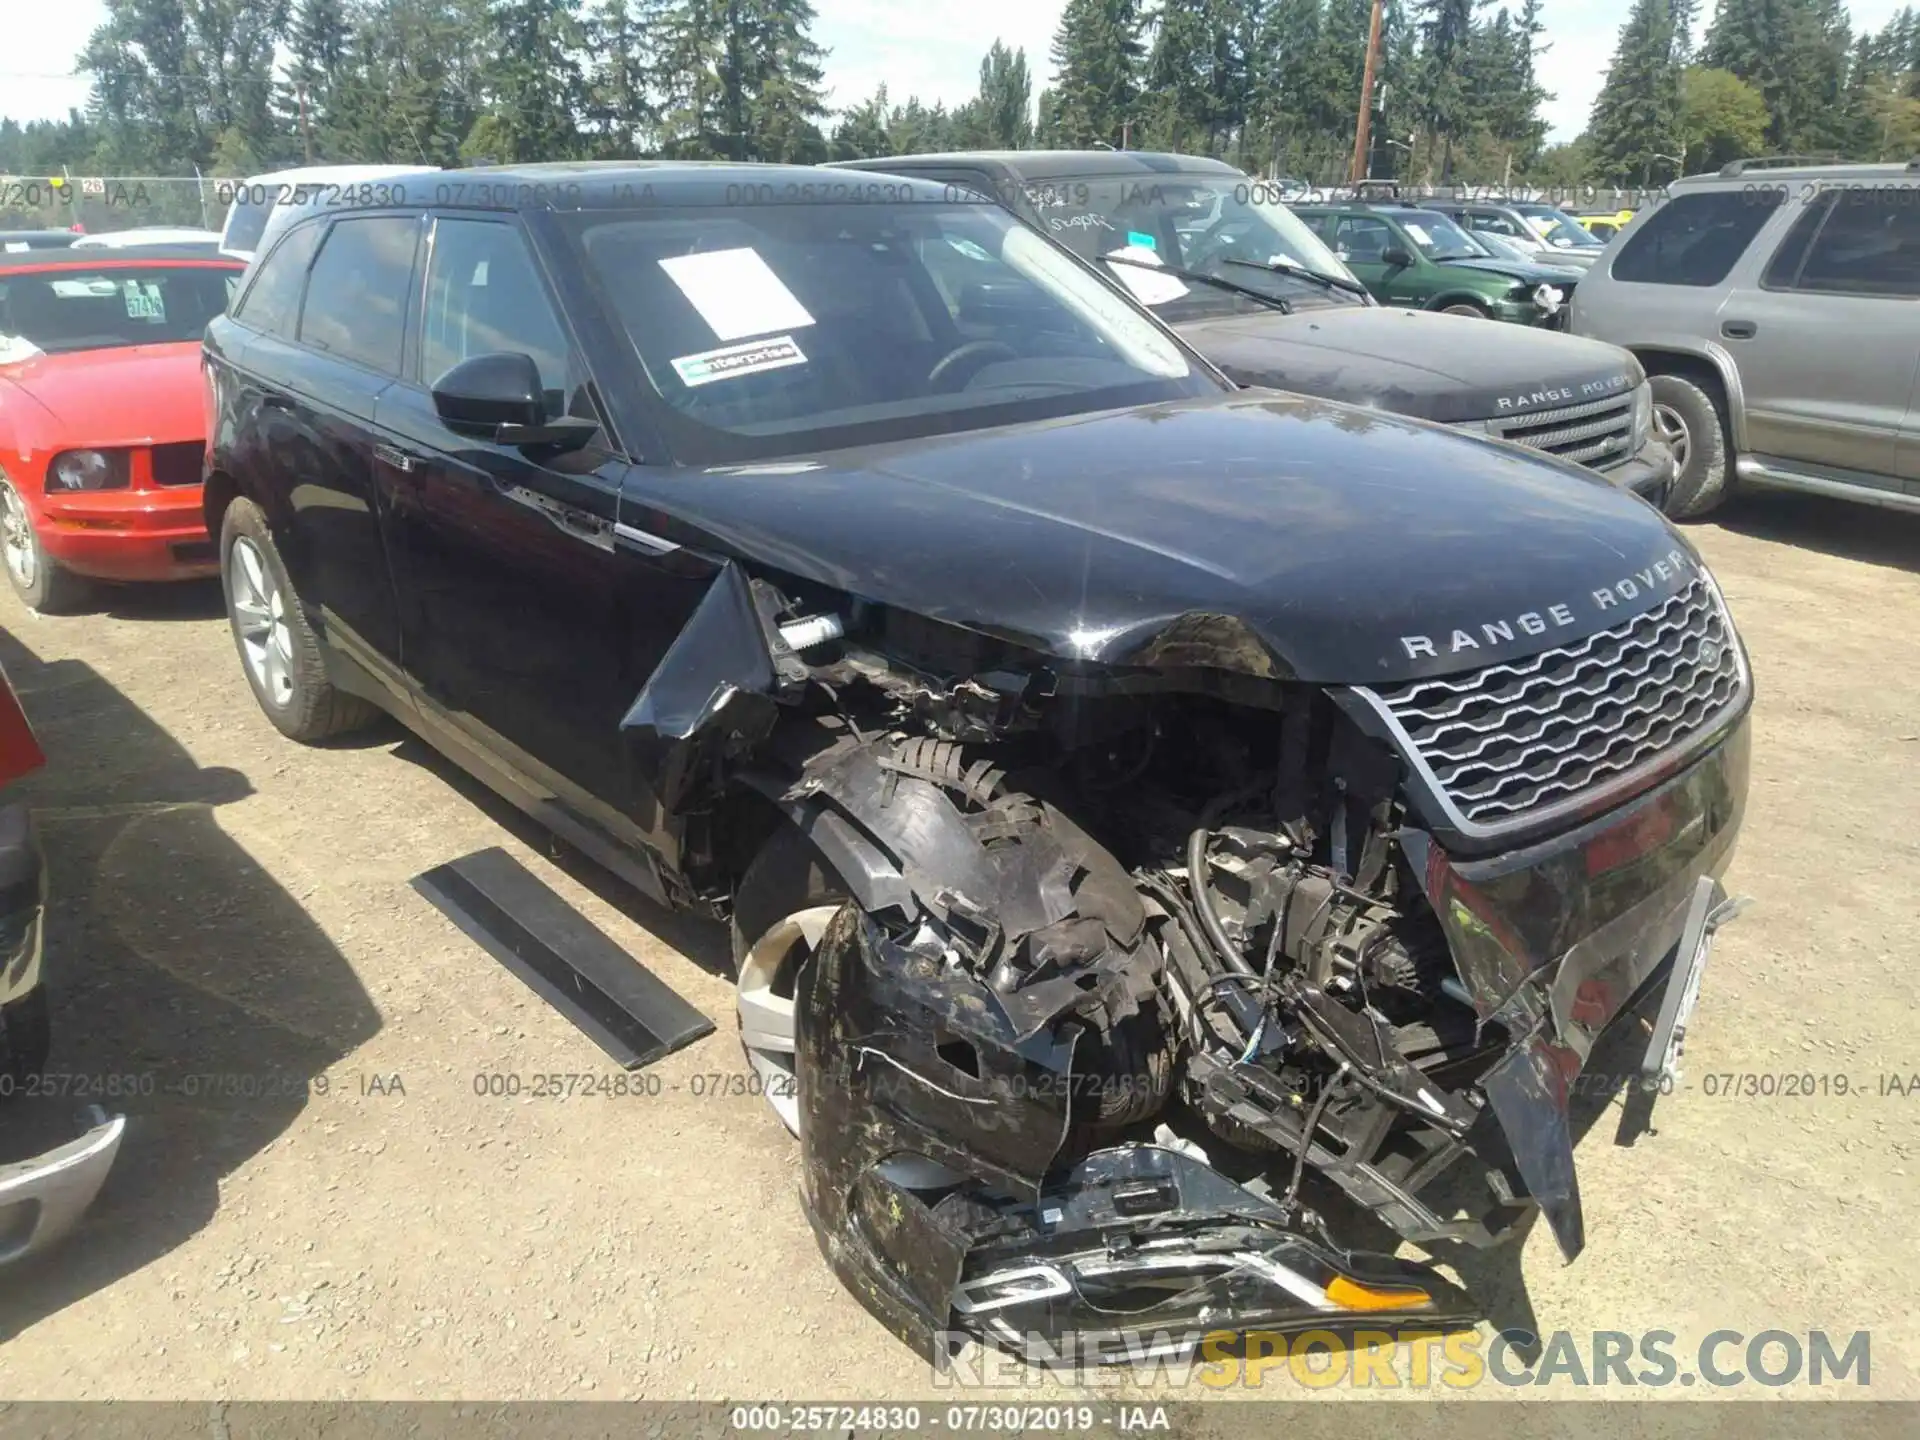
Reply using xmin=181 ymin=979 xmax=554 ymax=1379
xmin=0 ymin=176 xmax=235 ymax=236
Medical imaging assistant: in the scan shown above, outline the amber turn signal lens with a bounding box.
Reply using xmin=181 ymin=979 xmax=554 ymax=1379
xmin=1325 ymin=1275 xmax=1432 ymax=1311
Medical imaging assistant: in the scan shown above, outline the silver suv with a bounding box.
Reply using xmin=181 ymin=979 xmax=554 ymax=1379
xmin=1573 ymin=158 xmax=1920 ymax=518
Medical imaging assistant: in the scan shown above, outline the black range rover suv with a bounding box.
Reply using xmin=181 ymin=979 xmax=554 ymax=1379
xmin=202 ymin=163 xmax=1753 ymax=1365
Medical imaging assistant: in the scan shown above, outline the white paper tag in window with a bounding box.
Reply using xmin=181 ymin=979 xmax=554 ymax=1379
xmin=3 ymin=242 xmax=27 ymax=254
xmin=670 ymin=335 xmax=808 ymax=388
xmin=659 ymin=248 xmax=815 ymax=341
xmin=1102 ymin=245 xmax=1189 ymax=306
xmin=1404 ymin=224 xmax=1432 ymax=246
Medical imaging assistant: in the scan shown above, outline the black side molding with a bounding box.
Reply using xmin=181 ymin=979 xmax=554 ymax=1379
xmin=413 ymin=846 xmax=715 ymax=1069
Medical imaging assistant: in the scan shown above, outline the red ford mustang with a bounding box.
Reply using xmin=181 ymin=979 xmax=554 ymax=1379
xmin=0 ymin=245 xmax=243 ymax=612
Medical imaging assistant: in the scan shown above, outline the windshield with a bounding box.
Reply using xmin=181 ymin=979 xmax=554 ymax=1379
xmin=573 ymin=201 xmax=1215 ymax=464
xmin=1396 ymin=211 xmax=1485 ymax=262
xmin=0 ymin=264 xmax=240 ymax=356
xmin=1021 ymin=173 xmax=1363 ymax=316
xmin=1515 ymin=206 xmax=1602 ymax=249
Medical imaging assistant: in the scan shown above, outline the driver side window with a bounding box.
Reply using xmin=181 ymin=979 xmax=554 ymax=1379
xmin=421 ymin=218 xmax=580 ymax=419
xmin=1335 ymin=216 xmax=1393 ymax=262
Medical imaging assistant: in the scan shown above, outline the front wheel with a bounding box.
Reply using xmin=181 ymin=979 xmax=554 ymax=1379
xmin=1649 ymin=373 xmax=1733 ymax=519
xmin=729 ymin=824 xmax=851 ymax=1136
xmin=0 ymin=476 xmax=92 ymax=615
xmin=219 ymin=497 xmax=379 ymax=742
xmin=1438 ymin=301 xmax=1489 ymax=318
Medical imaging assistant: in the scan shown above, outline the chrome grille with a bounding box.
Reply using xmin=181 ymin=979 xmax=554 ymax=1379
xmin=1357 ymin=580 xmax=1745 ymax=831
xmin=1489 ymin=390 xmax=1634 ymax=468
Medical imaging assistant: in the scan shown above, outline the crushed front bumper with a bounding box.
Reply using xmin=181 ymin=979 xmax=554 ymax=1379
xmin=792 ymin=720 xmax=1749 ymax=1362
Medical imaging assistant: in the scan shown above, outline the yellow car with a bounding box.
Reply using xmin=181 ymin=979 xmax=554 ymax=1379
xmin=1575 ymin=210 xmax=1636 ymax=240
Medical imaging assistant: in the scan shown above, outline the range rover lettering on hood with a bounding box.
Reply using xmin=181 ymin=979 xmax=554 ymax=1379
xmin=1494 ymin=370 xmax=1634 ymax=413
xmin=1400 ymin=546 xmax=1698 ymax=661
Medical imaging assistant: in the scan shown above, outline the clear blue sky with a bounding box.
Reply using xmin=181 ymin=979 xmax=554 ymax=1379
xmin=4 ymin=1 xmax=1911 ymax=147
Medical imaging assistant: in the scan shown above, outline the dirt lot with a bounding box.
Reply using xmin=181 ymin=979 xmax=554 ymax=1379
xmin=0 ymin=488 xmax=1914 ymax=1405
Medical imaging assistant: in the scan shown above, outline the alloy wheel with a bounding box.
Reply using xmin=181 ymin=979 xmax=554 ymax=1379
xmin=0 ymin=482 xmax=38 ymax=592
xmin=736 ymin=904 xmax=843 ymax=1135
xmin=228 ymin=535 xmax=295 ymax=709
xmin=1652 ymin=403 xmax=1691 ymax=472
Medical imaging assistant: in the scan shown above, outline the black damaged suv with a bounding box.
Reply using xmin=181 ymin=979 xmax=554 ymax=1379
xmin=203 ymin=164 xmax=1753 ymax=1364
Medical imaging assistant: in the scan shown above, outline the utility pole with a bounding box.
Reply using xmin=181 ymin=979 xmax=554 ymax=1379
xmin=1350 ymin=0 xmax=1386 ymax=184
xmin=298 ymin=81 xmax=313 ymax=164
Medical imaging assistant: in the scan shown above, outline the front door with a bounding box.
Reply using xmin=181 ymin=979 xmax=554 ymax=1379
xmin=1329 ymin=214 xmax=1420 ymax=304
xmin=372 ymin=214 xmax=707 ymax=856
xmin=1722 ymin=190 xmax=1920 ymax=484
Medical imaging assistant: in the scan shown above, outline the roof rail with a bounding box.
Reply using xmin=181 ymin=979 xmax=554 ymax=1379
xmin=1718 ymin=155 xmax=1844 ymax=177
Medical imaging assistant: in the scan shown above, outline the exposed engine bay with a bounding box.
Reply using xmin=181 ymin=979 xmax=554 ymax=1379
xmin=634 ymin=568 xmax=1752 ymax=1365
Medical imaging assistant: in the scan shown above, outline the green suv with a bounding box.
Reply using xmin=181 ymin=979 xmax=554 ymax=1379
xmin=1293 ymin=202 xmax=1581 ymax=327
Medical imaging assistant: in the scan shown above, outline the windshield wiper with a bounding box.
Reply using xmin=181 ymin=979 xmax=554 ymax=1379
xmin=1218 ymin=255 xmax=1371 ymax=298
xmin=1102 ymin=254 xmax=1292 ymax=314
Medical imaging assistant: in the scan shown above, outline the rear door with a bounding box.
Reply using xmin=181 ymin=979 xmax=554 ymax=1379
xmin=372 ymin=213 xmax=700 ymax=854
xmin=234 ymin=213 xmax=419 ymax=691
xmin=1723 ymin=189 xmax=1920 ymax=483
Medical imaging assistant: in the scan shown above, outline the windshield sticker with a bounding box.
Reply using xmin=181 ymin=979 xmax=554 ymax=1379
xmin=1126 ymin=230 xmax=1157 ymax=250
xmin=945 ymin=237 xmax=992 ymax=262
xmin=51 ymin=278 xmax=122 ymax=297
xmin=659 ymin=247 xmax=816 ymax=342
xmin=0 ymin=334 xmax=42 ymax=364
xmin=1102 ymin=245 xmax=1190 ymax=306
xmin=670 ymin=334 xmax=808 ymax=388
xmin=3 ymin=242 xmax=27 ymax=254
xmin=471 ymin=260 xmax=490 ymax=286
xmin=123 ymin=280 xmax=165 ymax=321
xmin=1404 ymin=223 xmax=1432 ymax=246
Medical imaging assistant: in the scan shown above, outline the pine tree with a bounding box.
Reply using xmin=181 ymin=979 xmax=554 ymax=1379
xmin=466 ymin=0 xmax=586 ymax=163
xmin=1046 ymin=0 xmax=1145 ymax=146
xmin=581 ymin=0 xmax=664 ymax=156
xmin=1588 ymin=0 xmax=1684 ymax=184
xmin=282 ymin=0 xmax=353 ymax=161
xmin=972 ymin=41 xmax=1035 ymax=149
xmin=1413 ymin=0 xmax=1481 ymax=178
xmin=829 ymin=85 xmax=889 ymax=159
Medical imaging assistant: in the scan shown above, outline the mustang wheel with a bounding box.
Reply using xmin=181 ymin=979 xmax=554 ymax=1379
xmin=219 ymin=497 xmax=379 ymax=742
xmin=0 ymin=474 xmax=91 ymax=614
xmin=730 ymin=825 xmax=850 ymax=1136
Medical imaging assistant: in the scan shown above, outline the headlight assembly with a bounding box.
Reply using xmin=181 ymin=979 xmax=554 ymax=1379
xmin=47 ymin=449 xmax=129 ymax=492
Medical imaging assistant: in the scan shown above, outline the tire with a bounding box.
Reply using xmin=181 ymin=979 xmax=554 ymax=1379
xmin=1649 ymin=372 xmax=1733 ymax=520
xmin=730 ymin=824 xmax=852 ymax=1137
xmin=218 ymin=497 xmax=379 ymax=742
xmin=0 ymin=476 xmax=92 ymax=615
xmin=0 ymin=987 xmax=51 ymax=1097
xmin=1439 ymin=301 xmax=1489 ymax=318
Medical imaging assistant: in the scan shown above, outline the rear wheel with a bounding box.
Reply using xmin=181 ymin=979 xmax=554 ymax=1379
xmin=1649 ymin=373 xmax=1733 ymax=519
xmin=0 ymin=476 xmax=92 ymax=615
xmin=729 ymin=824 xmax=850 ymax=1136
xmin=219 ymin=497 xmax=379 ymax=742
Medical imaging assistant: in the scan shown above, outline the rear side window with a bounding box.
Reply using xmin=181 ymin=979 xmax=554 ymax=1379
xmin=222 ymin=194 xmax=275 ymax=255
xmin=297 ymin=216 xmax=418 ymax=374
xmin=233 ymin=222 xmax=322 ymax=336
xmin=1611 ymin=190 xmax=1784 ymax=286
xmin=1763 ymin=192 xmax=1920 ymax=298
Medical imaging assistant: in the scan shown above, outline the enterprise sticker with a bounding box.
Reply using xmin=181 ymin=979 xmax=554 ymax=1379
xmin=670 ymin=335 xmax=808 ymax=388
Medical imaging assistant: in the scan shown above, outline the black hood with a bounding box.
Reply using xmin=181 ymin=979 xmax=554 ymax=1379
xmin=623 ymin=392 xmax=1700 ymax=688
xmin=1175 ymin=307 xmax=1642 ymax=424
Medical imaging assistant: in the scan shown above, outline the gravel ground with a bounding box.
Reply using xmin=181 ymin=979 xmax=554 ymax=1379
xmin=0 ymin=487 xmax=1914 ymax=1406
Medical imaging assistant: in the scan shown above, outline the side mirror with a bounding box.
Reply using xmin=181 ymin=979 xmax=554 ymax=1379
xmin=431 ymin=352 xmax=545 ymax=433
xmin=431 ymin=351 xmax=599 ymax=452
xmin=1381 ymin=246 xmax=1414 ymax=268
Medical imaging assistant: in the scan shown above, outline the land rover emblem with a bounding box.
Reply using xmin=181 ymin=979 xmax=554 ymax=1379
xmin=1700 ymin=640 xmax=1724 ymax=670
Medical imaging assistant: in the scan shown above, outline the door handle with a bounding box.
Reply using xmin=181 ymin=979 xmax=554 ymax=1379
xmin=373 ymin=444 xmax=416 ymax=473
xmin=1721 ymin=319 xmax=1758 ymax=339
